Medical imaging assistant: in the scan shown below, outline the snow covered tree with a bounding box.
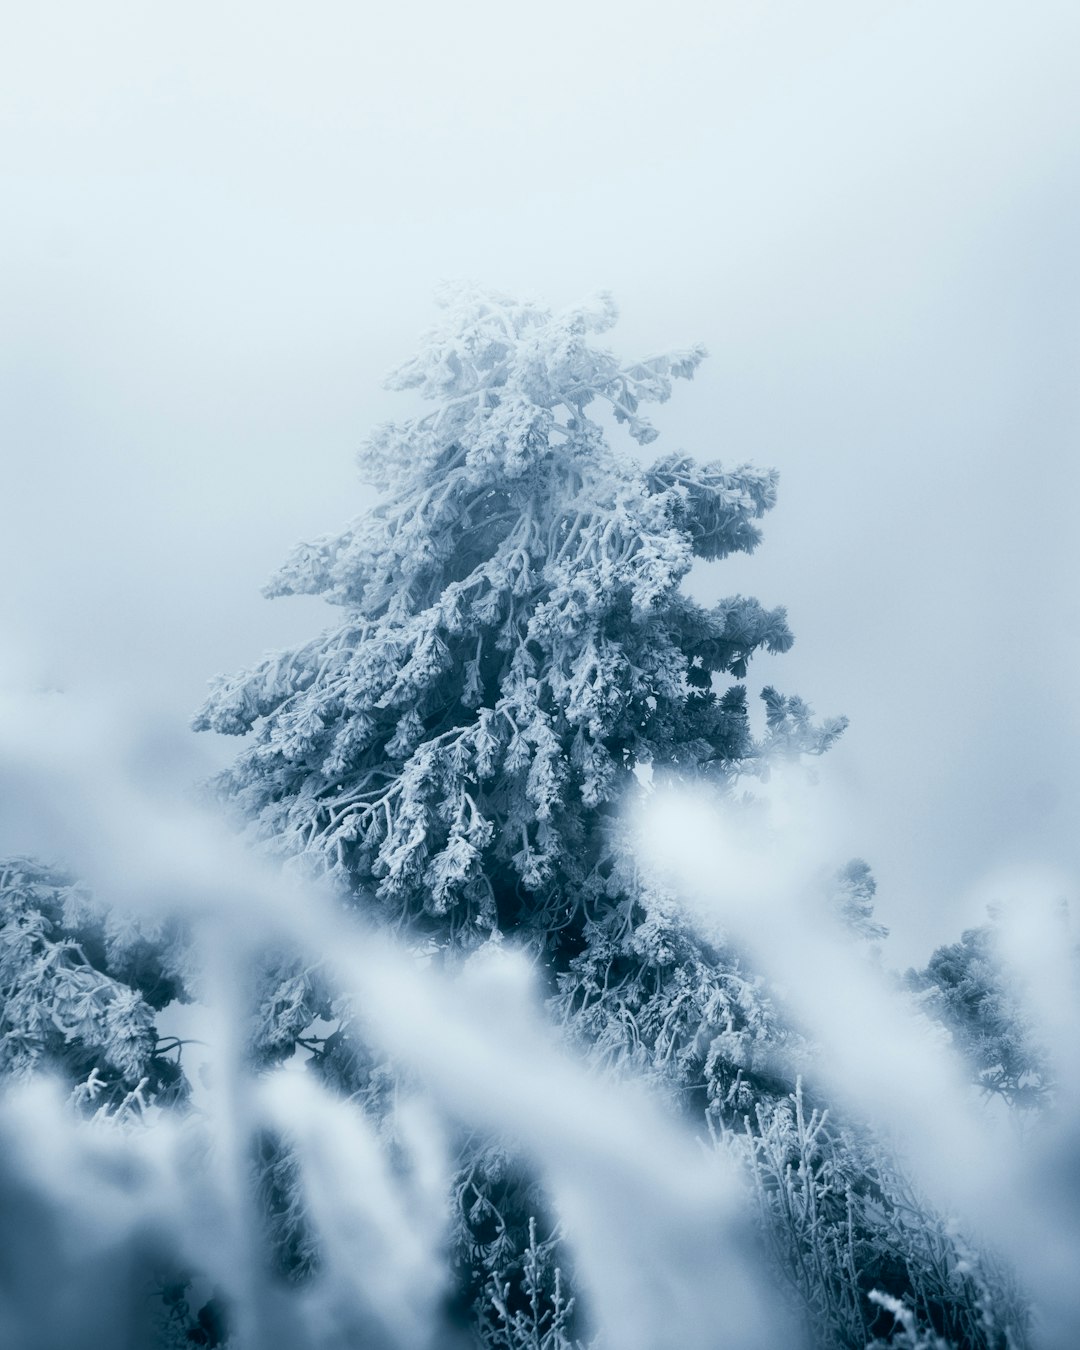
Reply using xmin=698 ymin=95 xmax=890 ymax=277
xmin=189 ymin=286 xmax=849 ymax=1334
xmin=190 ymin=289 xmax=1023 ymax=1349
xmin=193 ymin=284 xmax=840 ymax=1012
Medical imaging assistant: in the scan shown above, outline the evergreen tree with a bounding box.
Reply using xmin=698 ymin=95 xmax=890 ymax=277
xmin=190 ymin=287 xmax=854 ymax=1334
xmin=193 ymin=287 xmax=836 ymax=945
xmin=189 ymin=288 xmax=1031 ymax=1349
xmin=191 ymin=289 xmax=847 ymax=1118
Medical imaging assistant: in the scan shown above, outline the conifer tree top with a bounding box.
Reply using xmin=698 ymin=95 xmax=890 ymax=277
xmin=194 ymin=288 xmax=841 ymax=942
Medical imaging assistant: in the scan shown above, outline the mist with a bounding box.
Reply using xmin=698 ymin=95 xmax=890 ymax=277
xmin=2 ymin=5 xmax=1078 ymax=1348
xmin=3 ymin=1 xmax=1079 ymax=961
xmin=638 ymin=775 xmax=1080 ymax=1343
xmin=0 ymin=690 xmax=789 ymax=1350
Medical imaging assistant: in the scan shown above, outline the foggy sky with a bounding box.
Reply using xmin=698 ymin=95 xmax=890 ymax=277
xmin=3 ymin=0 xmax=1079 ymax=963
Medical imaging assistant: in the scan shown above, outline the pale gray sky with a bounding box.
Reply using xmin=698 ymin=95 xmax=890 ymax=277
xmin=3 ymin=0 xmax=1079 ymax=962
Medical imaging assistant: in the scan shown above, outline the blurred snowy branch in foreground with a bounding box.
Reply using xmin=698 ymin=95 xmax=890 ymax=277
xmin=638 ymin=777 xmax=1080 ymax=1349
xmin=0 ymin=689 xmax=786 ymax=1350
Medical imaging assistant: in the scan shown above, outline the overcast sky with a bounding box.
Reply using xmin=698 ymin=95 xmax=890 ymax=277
xmin=3 ymin=1 xmax=1078 ymax=962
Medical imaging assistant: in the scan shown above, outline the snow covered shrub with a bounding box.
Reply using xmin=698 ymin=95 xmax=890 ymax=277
xmin=907 ymin=919 xmax=1053 ymax=1113
xmin=0 ymin=857 xmax=189 ymax=1114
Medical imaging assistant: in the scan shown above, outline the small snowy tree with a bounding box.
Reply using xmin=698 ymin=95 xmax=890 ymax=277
xmin=908 ymin=919 xmax=1053 ymax=1112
